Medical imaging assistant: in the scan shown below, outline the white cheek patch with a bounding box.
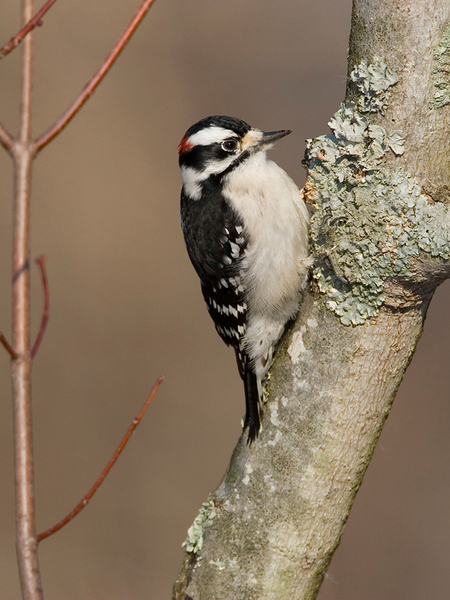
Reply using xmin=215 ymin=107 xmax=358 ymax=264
xmin=188 ymin=126 xmax=237 ymax=147
xmin=180 ymin=166 xmax=203 ymax=200
xmin=202 ymin=156 xmax=237 ymax=177
xmin=181 ymin=155 xmax=241 ymax=199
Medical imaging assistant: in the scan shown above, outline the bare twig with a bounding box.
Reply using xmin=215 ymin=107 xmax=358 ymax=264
xmin=34 ymin=0 xmax=158 ymax=152
xmin=0 ymin=122 xmax=14 ymax=152
xmin=5 ymin=3 xmax=159 ymax=597
xmin=0 ymin=331 xmax=19 ymax=359
xmin=37 ymin=376 xmax=164 ymax=542
xmin=0 ymin=0 xmax=58 ymax=59
xmin=31 ymin=255 xmax=49 ymax=359
xmin=12 ymin=0 xmax=45 ymax=596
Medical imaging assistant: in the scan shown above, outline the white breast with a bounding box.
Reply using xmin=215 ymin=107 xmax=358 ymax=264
xmin=223 ymin=152 xmax=309 ymax=314
xmin=222 ymin=151 xmax=310 ymax=379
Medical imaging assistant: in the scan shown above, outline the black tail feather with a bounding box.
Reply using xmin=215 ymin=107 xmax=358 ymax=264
xmin=244 ymin=369 xmax=260 ymax=443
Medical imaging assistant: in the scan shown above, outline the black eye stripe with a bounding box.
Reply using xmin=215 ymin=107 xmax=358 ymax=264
xmin=179 ymin=142 xmax=237 ymax=169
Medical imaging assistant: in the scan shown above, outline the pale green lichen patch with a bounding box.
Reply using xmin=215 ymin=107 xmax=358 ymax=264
xmin=430 ymin=21 xmax=450 ymax=109
xmin=349 ymin=59 xmax=398 ymax=113
xmin=305 ymin=60 xmax=450 ymax=325
xmin=183 ymin=501 xmax=216 ymax=553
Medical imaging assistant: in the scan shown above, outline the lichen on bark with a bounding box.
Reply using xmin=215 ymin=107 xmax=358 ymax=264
xmin=430 ymin=21 xmax=450 ymax=109
xmin=305 ymin=59 xmax=450 ymax=325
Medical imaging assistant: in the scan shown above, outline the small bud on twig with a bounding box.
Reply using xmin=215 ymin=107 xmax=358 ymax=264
xmin=0 ymin=0 xmax=58 ymax=59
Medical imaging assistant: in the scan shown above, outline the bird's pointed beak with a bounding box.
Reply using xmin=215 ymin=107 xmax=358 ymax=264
xmin=241 ymin=128 xmax=292 ymax=152
xmin=261 ymin=129 xmax=292 ymax=146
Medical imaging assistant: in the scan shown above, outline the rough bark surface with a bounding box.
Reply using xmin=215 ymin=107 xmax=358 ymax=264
xmin=349 ymin=0 xmax=450 ymax=203
xmin=174 ymin=2 xmax=450 ymax=598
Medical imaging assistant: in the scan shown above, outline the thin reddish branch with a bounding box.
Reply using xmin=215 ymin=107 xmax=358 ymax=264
xmin=0 ymin=122 xmax=14 ymax=152
xmin=36 ymin=376 xmax=164 ymax=542
xmin=34 ymin=0 xmax=157 ymax=152
xmin=31 ymin=255 xmax=49 ymax=359
xmin=0 ymin=331 xmax=19 ymax=359
xmin=0 ymin=0 xmax=58 ymax=59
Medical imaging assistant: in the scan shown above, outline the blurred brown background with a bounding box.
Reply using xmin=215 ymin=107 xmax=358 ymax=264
xmin=0 ymin=1 xmax=449 ymax=599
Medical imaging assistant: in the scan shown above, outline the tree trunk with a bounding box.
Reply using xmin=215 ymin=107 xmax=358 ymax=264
xmin=173 ymin=2 xmax=450 ymax=598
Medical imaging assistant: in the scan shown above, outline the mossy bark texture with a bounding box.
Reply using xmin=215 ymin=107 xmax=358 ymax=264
xmin=174 ymin=2 xmax=450 ymax=598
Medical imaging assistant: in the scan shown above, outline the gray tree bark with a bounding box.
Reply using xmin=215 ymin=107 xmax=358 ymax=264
xmin=173 ymin=2 xmax=450 ymax=598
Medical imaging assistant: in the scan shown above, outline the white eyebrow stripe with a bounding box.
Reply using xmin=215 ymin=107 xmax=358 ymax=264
xmin=188 ymin=126 xmax=237 ymax=146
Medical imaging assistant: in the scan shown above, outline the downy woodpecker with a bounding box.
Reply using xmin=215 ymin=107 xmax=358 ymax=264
xmin=179 ymin=116 xmax=310 ymax=442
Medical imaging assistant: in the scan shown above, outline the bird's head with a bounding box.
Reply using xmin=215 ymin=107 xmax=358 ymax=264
xmin=178 ymin=115 xmax=291 ymax=199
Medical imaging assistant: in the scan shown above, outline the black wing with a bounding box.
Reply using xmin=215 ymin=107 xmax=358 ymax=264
xmin=181 ymin=185 xmax=247 ymax=367
xmin=181 ymin=184 xmax=260 ymax=441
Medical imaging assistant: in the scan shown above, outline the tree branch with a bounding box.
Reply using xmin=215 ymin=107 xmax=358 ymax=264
xmin=30 ymin=255 xmax=49 ymax=359
xmin=34 ymin=0 xmax=157 ymax=152
xmin=0 ymin=0 xmax=58 ymax=59
xmin=37 ymin=377 xmax=164 ymax=542
xmin=174 ymin=2 xmax=450 ymax=598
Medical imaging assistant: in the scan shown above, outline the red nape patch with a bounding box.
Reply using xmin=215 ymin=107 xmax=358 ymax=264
xmin=178 ymin=136 xmax=193 ymax=155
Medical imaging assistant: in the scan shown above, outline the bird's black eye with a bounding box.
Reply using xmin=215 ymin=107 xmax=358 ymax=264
xmin=221 ymin=138 xmax=238 ymax=153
